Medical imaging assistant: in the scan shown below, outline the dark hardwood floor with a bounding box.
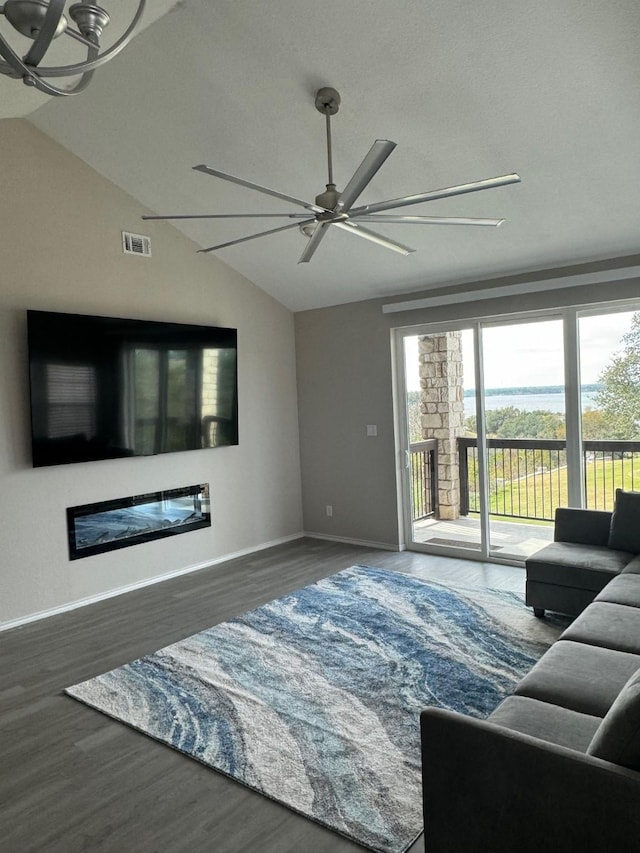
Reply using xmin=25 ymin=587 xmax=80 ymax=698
xmin=0 ymin=537 xmax=525 ymax=852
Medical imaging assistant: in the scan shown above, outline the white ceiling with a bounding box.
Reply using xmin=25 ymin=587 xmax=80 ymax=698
xmin=6 ymin=0 xmax=640 ymax=311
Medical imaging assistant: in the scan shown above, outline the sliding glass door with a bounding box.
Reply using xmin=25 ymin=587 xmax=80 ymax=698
xmin=401 ymin=329 xmax=479 ymax=553
xmin=396 ymin=300 xmax=640 ymax=563
xmin=480 ymin=319 xmax=565 ymax=560
xmin=578 ymin=309 xmax=640 ymax=510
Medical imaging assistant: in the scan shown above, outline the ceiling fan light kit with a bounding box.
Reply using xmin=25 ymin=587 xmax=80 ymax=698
xmin=143 ymin=86 xmax=521 ymax=264
xmin=299 ymin=220 xmax=318 ymax=239
xmin=0 ymin=0 xmax=145 ymax=96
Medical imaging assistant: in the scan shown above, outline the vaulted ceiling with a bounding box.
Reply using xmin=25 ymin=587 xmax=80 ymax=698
xmin=4 ymin=0 xmax=640 ymax=311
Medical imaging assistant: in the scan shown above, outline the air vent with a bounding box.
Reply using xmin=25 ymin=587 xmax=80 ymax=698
xmin=122 ymin=231 xmax=151 ymax=257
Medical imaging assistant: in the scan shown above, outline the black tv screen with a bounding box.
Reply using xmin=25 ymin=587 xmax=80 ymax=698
xmin=27 ymin=310 xmax=238 ymax=467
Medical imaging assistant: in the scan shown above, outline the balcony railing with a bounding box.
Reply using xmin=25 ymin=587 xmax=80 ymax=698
xmin=583 ymin=441 xmax=640 ymax=509
xmin=458 ymin=437 xmax=640 ymax=521
xmin=410 ymin=439 xmax=437 ymax=521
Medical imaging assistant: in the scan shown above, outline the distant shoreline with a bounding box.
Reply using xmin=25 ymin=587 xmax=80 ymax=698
xmin=464 ymin=384 xmax=602 ymax=398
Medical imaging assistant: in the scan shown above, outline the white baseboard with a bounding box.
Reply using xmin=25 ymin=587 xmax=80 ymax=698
xmin=304 ymin=531 xmax=400 ymax=552
xmin=0 ymin=532 xmax=305 ymax=633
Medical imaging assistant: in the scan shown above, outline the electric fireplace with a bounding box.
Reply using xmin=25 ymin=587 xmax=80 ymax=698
xmin=67 ymin=484 xmax=210 ymax=560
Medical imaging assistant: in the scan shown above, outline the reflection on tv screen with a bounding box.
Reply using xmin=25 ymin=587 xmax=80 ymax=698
xmin=27 ymin=311 xmax=238 ymax=467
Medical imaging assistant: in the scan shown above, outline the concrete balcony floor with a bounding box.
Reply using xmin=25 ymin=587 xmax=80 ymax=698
xmin=413 ymin=514 xmax=554 ymax=561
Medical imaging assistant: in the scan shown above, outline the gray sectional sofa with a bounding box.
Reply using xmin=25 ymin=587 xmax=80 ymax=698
xmin=526 ymin=499 xmax=640 ymax=618
xmin=420 ymin=492 xmax=640 ymax=852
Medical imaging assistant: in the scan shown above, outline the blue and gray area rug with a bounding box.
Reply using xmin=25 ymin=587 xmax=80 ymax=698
xmin=66 ymin=565 xmax=565 ymax=853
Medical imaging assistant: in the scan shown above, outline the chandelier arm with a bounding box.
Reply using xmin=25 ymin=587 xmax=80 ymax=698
xmin=17 ymin=45 xmax=97 ymax=95
xmin=64 ymin=26 xmax=103 ymax=50
xmin=0 ymin=37 xmax=28 ymax=78
xmin=0 ymin=44 xmax=95 ymax=94
xmin=43 ymin=68 xmax=96 ymax=96
xmin=10 ymin=66 xmax=95 ymax=96
xmin=24 ymin=0 xmax=67 ymax=67
xmin=24 ymin=0 xmax=145 ymax=77
xmin=0 ymin=43 xmax=87 ymax=95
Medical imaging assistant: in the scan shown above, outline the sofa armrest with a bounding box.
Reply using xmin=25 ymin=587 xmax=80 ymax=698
xmin=554 ymin=506 xmax=612 ymax=546
xmin=421 ymin=707 xmax=640 ymax=853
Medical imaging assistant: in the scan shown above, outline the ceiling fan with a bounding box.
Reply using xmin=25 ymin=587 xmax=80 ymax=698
xmin=142 ymin=87 xmax=520 ymax=264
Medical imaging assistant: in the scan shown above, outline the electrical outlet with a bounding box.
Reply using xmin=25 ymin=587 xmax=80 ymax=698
xmin=326 ymin=504 xmax=333 ymax=517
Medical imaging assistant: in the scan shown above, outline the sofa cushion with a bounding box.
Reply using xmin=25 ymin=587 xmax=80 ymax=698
xmin=608 ymin=489 xmax=640 ymax=554
xmin=554 ymin=506 xmax=612 ymax=546
xmin=525 ymin=542 xmax=631 ymax=590
xmin=489 ymin=695 xmax=601 ymax=752
xmin=514 ymin=639 xmax=640 ymax=717
xmin=622 ymin=555 xmax=640 ymax=575
xmin=526 ymin=578 xmax=597 ymax=617
xmin=560 ymin=601 xmax=640 ymax=655
xmin=595 ymin=573 xmax=640 ymax=608
xmin=587 ymin=668 xmax=640 ymax=770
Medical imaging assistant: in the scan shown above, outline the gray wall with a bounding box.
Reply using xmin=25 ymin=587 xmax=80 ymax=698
xmin=296 ymin=299 xmax=401 ymax=548
xmin=0 ymin=119 xmax=303 ymax=626
xmin=295 ymin=259 xmax=640 ymax=547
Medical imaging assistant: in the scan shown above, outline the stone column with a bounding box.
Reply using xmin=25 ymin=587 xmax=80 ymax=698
xmin=418 ymin=332 xmax=466 ymax=520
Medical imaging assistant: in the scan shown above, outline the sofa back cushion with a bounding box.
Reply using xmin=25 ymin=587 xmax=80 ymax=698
xmin=554 ymin=506 xmax=612 ymax=546
xmin=588 ymin=668 xmax=640 ymax=770
xmin=608 ymin=489 xmax=640 ymax=554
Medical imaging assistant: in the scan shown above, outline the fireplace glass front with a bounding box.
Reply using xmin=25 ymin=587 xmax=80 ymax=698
xmin=67 ymin=484 xmax=210 ymax=560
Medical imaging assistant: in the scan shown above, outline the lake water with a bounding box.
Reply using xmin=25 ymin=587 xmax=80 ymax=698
xmin=464 ymin=391 xmax=598 ymax=417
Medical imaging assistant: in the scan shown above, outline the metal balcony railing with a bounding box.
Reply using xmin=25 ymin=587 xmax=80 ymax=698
xmin=458 ymin=437 xmax=640 ymax=521
xmin=583 ymin=441 xmax=640 ymax=509
xmin=409 ymin=439 xmax=438 ymax=521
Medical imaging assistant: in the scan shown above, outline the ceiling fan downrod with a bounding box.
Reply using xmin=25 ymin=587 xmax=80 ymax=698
xmin=314 ymin=86 xmax=341 ymax=212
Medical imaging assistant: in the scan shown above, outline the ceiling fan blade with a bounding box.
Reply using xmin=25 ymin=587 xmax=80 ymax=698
xmin=298 ymin=221 xmax=331 ymax=264
xmin=334 ymin=221 xmax=414 ymax=256
xmin=198 ymin=219 xmax=314 ymax=253
xmin=348 ymin=173 xmax=521 ymax=217
xmin=142 ymin=213 xmax=311 ymax=221
xmin=354 ymin=214 xmax=505 ymax=226
xmin=338 ymin=139 xmax=396 ymax=212
xmin=193 ymin=165 xmax=328 ymax=213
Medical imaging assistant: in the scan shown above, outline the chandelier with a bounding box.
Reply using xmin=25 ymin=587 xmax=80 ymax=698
xmin=0 ymin=1 xmax=145 ymax=96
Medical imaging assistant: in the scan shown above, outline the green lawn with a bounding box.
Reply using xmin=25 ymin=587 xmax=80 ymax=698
xmin=469 ymin=455 xmax=640 ymax=519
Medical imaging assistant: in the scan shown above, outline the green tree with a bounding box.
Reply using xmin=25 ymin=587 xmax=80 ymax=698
xmin=465 ymin=406 xmax=565 ymax=439
xmin=406 ymin=390 xmax=423 ymax=442
xmin=594 ymin=313 xmax=640 ymax=440
xmin=581 ymin=408 xmax=609 ymax=440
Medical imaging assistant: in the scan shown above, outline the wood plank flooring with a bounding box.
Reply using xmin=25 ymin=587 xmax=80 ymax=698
xmin=0 ymin=537 xmax=525 ymax=852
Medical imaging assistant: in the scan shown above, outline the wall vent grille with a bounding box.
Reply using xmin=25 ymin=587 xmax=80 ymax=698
xmin=122 ymin=231 xmax=152 ymax=257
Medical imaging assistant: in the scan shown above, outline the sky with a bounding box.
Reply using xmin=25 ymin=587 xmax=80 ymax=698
xmin=404 ymin=309 xmax=637 ymax=391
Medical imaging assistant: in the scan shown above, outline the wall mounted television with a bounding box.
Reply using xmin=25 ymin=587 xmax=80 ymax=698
xmin=27 ymin=310 xmax=238 ymax=468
